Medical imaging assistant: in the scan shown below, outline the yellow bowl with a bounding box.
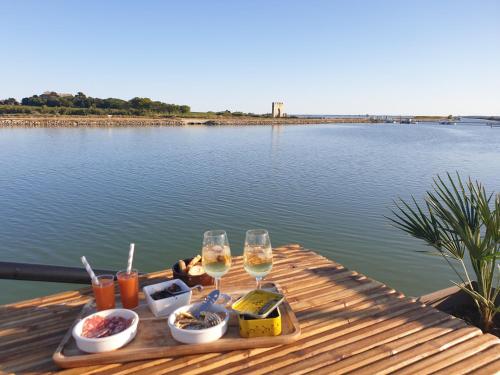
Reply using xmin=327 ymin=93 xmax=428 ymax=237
xmin=238 ymin=308 xmax=282 ymax=338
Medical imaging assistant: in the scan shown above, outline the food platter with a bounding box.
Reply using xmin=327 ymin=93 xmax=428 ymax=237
xmin=52 ymin=281 xmax=300 ymax=368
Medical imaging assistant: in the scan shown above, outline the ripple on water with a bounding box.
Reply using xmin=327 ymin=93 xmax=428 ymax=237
xmin=0 ymin=123 xmax=499 ymax=303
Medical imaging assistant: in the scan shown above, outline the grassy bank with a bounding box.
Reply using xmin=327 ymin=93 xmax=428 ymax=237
xmin=0 ymin=105 xmax=275 ymax=119
xmin=0 ymin=104 xmax=197 ymax=118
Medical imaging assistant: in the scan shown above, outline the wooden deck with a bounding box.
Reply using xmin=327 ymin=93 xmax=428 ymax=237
xmin=1 ymin=244 xmax=499 ymax=374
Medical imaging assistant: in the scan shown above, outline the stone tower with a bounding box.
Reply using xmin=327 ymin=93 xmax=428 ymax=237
xmin=272 ymin=102 xmax=285 ymax=118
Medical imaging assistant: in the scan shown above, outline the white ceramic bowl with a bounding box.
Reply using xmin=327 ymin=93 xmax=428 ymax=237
xmin=168 ymin=303 xmax=229 ymax=344
xmin=143 ymin=279 xmax=192 ymax=317
xmin=72 ymin=309 xmax=139 ymax=353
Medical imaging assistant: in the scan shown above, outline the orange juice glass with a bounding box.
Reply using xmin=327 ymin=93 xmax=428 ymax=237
xmin=117 ymin=269 xmax=139 ymax=309
xmin=92 ymin=275 xmax=116 ymax=311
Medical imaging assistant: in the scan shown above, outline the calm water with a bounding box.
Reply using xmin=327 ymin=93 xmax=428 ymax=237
xmin=1 ymin=123 xmax=499 ymax=304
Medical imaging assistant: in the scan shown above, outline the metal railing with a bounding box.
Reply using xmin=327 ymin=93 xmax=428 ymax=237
xmin=0 ymin=261 xmax=117 ymax=284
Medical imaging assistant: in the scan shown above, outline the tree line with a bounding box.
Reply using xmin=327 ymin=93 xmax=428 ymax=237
xmin=0 ymin=92 xmax=190 ymax=116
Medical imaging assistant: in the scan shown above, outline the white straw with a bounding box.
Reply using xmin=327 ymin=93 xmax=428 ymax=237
xmin=126 ymin=243 xmax=135 ymax=274
xmin=81 ymin=256 xmax=99 ymax=285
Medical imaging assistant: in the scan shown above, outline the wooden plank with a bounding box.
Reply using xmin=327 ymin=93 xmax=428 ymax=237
xmin=0 ymin=304 xmax=87 ymax=329
xmin=0 ymin=334 xmax=66 ymax=364
xmin=135 ymin=299 xmax=471 ymax=374
xmin=1 ymin=245 xmax=500 ymax=374
xmin=0 ymin=322 xmax=73 ymax=351
xmin=433 ymin=343 xmax=500 ymax=375
xmin=289 ymin=281 xmax=391 ymax=312
xmin=271 ymin=311 xmax=454 ymax=375
xmin=56 ymin=294 xmax=406 ymax=374
xmin=224 ymin=255 xmax=333 ymax=277
xmin=224 ymin=263 xmax=348 ymax=290
xmin=468 ymin=358 xmax=500 ymax=375
xmin=56 ymin=364 xmax=122 ymax=375
xmin=310 ymin=317 xmax=466 ymax=374
xmin=212 ymin=305 xmax=437 ymax=375
xmin=392 ymin=333 xmax=498 ymax=375
xmin=297 ymin=294 xmax=408 ymax=329
xmin=0 ymin=291 xmax=89 ymax=311
xmin=126 ymin=297 xmax=412 ymax=375
xmin=150 ymin=300 xmax=418 ymax=375
xmin=296 ymin=291 xmax=405 ymax=325
xmin=348 ymin=326 xmax=482 ymax=375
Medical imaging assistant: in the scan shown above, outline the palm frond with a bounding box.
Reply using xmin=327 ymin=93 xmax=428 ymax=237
xmin=388 ymin=172 xmax=499 ymax=332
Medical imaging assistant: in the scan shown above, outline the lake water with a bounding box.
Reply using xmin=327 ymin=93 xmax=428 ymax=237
xmin=1 ymin=123 xmax=499 ymax=304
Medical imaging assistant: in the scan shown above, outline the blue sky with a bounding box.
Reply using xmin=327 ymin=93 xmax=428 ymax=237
xmin=1 ymin=0 xmax=499 ymax=115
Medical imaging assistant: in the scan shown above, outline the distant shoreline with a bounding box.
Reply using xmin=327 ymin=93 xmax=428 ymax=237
xmin=0 ymin=115 xmax=450 ymax=128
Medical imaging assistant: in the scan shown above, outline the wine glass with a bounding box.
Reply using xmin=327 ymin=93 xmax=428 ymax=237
xmin=202 ymin=230 xmax=232 ymax=302
xmin=244 ymin=229 xmax=273 ymax=289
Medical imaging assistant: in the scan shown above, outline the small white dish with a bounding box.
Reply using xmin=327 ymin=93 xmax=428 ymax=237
xmin=72 ymin=309 xmax=139 ymax=353
xmin=168 ymin=303 xmax=229 ymax=344
xmin=143 ymin=279 xmax=192 ymax=317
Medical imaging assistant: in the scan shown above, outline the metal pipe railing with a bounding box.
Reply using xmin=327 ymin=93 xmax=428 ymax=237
xmin=0 ymin=261 xmax=117 ymax=284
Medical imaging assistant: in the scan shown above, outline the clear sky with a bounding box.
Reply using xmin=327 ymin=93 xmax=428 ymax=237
xmin=1 ymin=0 xmax=499 ymax=115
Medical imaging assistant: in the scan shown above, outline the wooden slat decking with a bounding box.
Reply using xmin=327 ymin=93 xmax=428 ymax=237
xmin=1 ymin=244 xmax=499 ymax=374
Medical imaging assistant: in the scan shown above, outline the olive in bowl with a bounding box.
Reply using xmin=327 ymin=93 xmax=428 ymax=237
xmin=143 ymin=279 xmax=191 ymax=318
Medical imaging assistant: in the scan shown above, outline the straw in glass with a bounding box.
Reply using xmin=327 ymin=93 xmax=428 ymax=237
xmin=126 ymin=243 xmax=135 ymax=274
xmin=81 ymin=256 xmax=99 ymax=285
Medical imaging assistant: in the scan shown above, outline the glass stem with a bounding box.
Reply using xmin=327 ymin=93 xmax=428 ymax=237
xmin=256 ymin=276 xmax=262 ymax=289
xmin=215 ymin=277 xmax=221 ymax=291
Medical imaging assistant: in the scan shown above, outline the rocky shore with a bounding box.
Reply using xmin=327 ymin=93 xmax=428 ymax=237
xmin=0 ymin=116 xmax=374 ymax=128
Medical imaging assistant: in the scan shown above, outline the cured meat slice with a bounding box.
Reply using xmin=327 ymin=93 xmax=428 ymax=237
xmin=81 ymin=315 xmax=133 ymax=338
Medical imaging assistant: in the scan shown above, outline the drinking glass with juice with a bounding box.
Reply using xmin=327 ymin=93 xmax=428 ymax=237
xmin=117 ymin=269 xmax=139 ymax=309
xmin=92 ymin=275 xmax=116 ymax=311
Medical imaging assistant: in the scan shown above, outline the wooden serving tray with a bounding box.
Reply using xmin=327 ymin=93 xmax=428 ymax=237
xmin=53 ymin=281 xmax=300 ymax=368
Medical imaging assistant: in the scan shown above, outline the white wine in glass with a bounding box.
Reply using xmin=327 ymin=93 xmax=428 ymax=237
xmin=202 ymin=230 xmax=231 ymax=301
xmin=244 ymin=229 xmax=272 ymax=289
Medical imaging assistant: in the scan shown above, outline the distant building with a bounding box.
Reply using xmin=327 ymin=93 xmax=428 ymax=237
xmin=272 ymin=102 xmax=285 ymax=118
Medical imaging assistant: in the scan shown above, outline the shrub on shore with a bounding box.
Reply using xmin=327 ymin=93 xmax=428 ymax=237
xmin=0 ymin=92 xmax=268 ymax=118
xmin=0 ymin=104 xmax=177 ymax=117
xmin=0 ymin=92 xmax=190 ymax=117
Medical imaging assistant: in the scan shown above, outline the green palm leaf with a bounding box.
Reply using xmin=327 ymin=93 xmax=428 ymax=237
xmin=388 ymin=172 xmax=499 ymax=332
